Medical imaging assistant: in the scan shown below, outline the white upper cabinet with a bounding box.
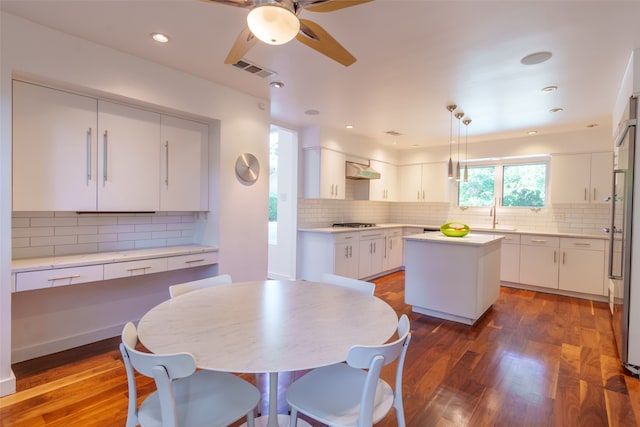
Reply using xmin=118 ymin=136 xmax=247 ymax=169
xmin=13 ymin=80 xmax=98 ymax=211
xmin=160 ymin=115 xmax=209 ymax=211
xmin=421 ymin=162 xmax=451 ymax=202
xmin=303 ymin=147 xmax=346 ymax=199
xmin=12 ymin=81 xmax=209 ymax=212
xmin=397 ymin=163 xmax=450 ymax=202
xmin=550 ymin=152 xmax=613 ymax=204
xmin=97 ymin=100 xmax=160 ymax=211
xmin=368 ymin=160 xmax=397 ymax=201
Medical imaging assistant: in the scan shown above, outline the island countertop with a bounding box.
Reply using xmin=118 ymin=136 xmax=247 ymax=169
xmin=402 ymin=231 xmax=504 ymax=246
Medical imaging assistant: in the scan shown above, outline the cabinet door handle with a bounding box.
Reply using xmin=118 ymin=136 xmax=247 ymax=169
xmin=562 ymin=251 xmax=566 ymax=264
xmin=48 ymin=274 xmax=81 ymax=282
xmin=422 ymin=190 xmax=425 ymax=200
xmin=348 ymin=245 xmax=352 ymax=258
xmin=573 ymin=242 xmax=591 ymax=247
xmin=127 ymin=266 xmax=151 ymax=272
xmin=531 ymin=239 xmax=547 ymax=243
xmin=553 ymin=250 xmax=557 ymax=264
xmin=584 ymin=188 xmax=588 ymax=201
xmin=345 ymin=246 xmax=349 ymax=258
xmin=185 ymin=258 xmax=205 ymax=264
xmin=165 ymin=141 xmax=170 ymax=186
xmin=103 ymin=130 xmax=108 ymax=184
xmin=417 ymin=190 xmax=420 ymax=200
xmin=86 ymin=128 xmax=92 ymax=184
xmin=335 ymin=184 xmax=338 ymax=198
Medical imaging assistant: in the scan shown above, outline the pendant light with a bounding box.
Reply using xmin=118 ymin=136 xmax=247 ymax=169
xmin=446 ymin=104 xmax=457 ymax=179
xmin=455 ymin=111 xmax=464 ymax=181
xmin=463 ymin=118 xmax=472 ymax=182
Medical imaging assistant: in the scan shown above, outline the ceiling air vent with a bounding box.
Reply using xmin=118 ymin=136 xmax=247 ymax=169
xmin=231 ymin=59 xmax=276 ymax=79
xmin=385 ymin=130 xmax=402 ymax=136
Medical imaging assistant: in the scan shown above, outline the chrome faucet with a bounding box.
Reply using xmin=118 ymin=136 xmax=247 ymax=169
xmin=489 ymin=198 xmax=498 ymax=229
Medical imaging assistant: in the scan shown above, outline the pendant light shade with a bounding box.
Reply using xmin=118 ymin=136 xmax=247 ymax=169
xmin=463 ymin=118 xmax=472 ymax=182
xmin=446 ymin=104 xmax=456 ymax=179
xmin=247 ymin=1 xmax=300 ymax=45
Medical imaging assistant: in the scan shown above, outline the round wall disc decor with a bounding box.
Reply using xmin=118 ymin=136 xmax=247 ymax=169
xmin=235 ymin=153 xmax=260 ymax=184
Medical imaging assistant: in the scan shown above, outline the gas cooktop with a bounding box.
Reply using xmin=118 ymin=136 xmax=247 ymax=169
xmin=332 ymin=222 xmax=378 ymax=228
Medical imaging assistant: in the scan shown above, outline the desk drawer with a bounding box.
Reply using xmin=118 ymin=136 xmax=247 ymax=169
xmin=104 ymin=257 xmax=167 ymax=280
xmin=15 ymin=265 xmax=103 ymax=292
xmin=167 ymin=251 xmax=218 ymax=271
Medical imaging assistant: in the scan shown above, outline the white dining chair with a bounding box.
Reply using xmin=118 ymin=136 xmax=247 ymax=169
xmin=120 ymin=321 xmax=260 ymax=427
xmin=168 ymin=274 xmax=233 ymax=298
xmin=321 ymin=273 xmax=376 ymax=295
xmin=286 ymin=314 xmax=411 ymax=427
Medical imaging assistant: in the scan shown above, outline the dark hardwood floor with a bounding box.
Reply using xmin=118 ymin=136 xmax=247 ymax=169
xmin=1 ymin=271 xmax=639 ymax=426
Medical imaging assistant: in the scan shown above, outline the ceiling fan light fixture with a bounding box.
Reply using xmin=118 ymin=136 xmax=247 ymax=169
xmin=247 ymin=2 xmax=300 ymax=45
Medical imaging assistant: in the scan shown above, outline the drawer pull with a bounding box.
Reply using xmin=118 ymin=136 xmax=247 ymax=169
xmin=531 ymin=239 xmax=547 ymax=243
xmin=344 ymin=237 xmax=353 ymax=240
xmin=127 ymin=266 xmax=151 ymax=272
xmin=48 ymin=274 xmax=81 ymax=282
xmin=573 ymin=243 xmax=591 ymax=247
xmin=185 ymin=258 xmax=206 ymax=264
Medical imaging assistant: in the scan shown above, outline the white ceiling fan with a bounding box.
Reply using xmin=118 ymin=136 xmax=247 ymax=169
xmin=203 ymin=0 xmax=372 ymax=66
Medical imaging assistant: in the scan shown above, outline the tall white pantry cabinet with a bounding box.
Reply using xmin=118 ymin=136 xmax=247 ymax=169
xmin=12 ymin=80 xmax=208 ymax=212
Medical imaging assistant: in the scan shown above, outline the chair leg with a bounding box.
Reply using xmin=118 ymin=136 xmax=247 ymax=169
xmin=246 ymin=410 xmax=256 ymax=427
xmin=289 ymin=408 xmax=298 ymax=427
xmin=394 ymin=400 xmax=406 ymax=427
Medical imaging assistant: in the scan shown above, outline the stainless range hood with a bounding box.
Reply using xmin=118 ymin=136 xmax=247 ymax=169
xmin=345 ymin=161 xmax=381 ymax=180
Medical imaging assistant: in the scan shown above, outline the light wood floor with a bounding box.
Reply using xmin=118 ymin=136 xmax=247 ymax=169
xmin=1 ymin=271 xmax=639 ymax=426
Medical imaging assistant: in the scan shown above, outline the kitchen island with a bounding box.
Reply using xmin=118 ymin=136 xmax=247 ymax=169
xmin=403 ymin=232 xmax=504 ymax=325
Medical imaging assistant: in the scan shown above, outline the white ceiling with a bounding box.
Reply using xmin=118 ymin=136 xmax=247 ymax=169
xmin=2 ymin=0 xmax=640 ymax=149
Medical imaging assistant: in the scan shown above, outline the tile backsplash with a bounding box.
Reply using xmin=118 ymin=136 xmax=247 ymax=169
xmin=298 ymin=181 xmax=610 ymax=236
xmin=12 ymin=211 xmax=199 ymax=259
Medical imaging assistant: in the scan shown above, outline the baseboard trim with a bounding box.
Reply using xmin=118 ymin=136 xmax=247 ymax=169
xmin=11 ymin=323 xmax=132 ymax=364
xmin=0 ymin=370 xmax=16 ymax=396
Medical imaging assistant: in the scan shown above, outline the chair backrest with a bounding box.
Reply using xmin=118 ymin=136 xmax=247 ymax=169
xmin=169 ymin=273 xmax=233 ymax=298
xmin=321 ymin=273 xmax=375 ymax=295
xmin=346 ymin=314 xmax=411 ymax=426
xmin=120 ymin=322 xmax=197 ymax=427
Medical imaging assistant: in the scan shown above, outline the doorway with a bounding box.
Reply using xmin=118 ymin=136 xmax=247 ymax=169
xmin=268 ymin=125 xmax=298 ymax=279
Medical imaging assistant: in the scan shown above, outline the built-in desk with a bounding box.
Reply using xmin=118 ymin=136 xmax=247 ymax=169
xmin=403 ymin=232 xmax=503 ymax=325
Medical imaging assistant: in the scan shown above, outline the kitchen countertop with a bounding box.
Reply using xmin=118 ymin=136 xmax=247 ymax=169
xmin=11 ymin=245 xmax=219 ymax=273
xmin=299 ymin=223 xmax=608 ymax=240
xmin=403 ymin=232 xmax=504 ymax=246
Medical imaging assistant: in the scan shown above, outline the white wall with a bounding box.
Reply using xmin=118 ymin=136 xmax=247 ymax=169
xmin=0 ymin=12 xmax=269 ymax=395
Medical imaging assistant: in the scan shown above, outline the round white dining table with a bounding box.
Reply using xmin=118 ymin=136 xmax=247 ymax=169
xmin=137 ymin=279 xmax=399 ymax=427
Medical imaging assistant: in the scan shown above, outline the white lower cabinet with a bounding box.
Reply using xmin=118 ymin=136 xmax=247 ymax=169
xmin=518 ymin=235 xmax=605 ymax=296
xmin=334 ymin=232 xmax=360 ymax=279
xmin=500 ymin=234 xmax=520 ymax=283
xmin=383 ymin=228 xmax=404 ymax=271
xmin=358 ymin=230 xmax=385 ymax=279
xmin=558 ymin=238 xmax=605 ymax=295
xmin=519 ymin=236 xmax=560 ymax=289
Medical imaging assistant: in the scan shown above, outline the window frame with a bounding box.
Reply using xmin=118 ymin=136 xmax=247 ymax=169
xmin=457 ymin=156 xmax=550 ymax=209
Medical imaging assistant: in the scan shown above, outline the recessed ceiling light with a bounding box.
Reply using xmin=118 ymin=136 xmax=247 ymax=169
xmin=550 ymin=107 xmax=564 ymax=113
xmin=345 ymin=124 xmax=354 ymax=129
xmin=541 ymin=85 xmax=558 ymax=93
xmin=269 ymin=81 xmax=284 ymax=89
xmin=527 ymin=130 xmax=538 ymax=135
xmin=151 ymin=33 xmax=169 ymax=43
xmin=521 ymin=51 xmax=552 ymax=65
xmin=304 ymin=109 xmax=320 ymax=116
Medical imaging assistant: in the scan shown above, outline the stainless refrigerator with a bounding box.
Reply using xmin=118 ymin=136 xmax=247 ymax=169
xmin=609 ymin=94 xmax=640 ymax=375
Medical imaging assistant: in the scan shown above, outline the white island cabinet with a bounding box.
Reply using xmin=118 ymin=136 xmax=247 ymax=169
xmin=403 ymin=232 xmax=503 ymax=325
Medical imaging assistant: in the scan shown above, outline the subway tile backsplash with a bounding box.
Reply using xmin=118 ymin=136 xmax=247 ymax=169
xmin=11 ymin=211 xmax=199 ymax=259
xmin=298 ymin=181 xmax=610 ymax=236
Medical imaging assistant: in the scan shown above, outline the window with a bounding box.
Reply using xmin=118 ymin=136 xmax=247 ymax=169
xmin=458 ymin=160 xmax=547 ymax=208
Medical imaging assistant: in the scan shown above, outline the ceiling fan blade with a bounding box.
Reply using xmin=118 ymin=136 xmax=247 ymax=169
xmin=302 ymin=0 xmax=373 ymax=13
xmin=200 ymin=0 xmax=255 ymax=9
xmin=296 ymin=19 xmax=356 ymax=66
xmin=225 ymin=26 xmax=259 ymax=64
